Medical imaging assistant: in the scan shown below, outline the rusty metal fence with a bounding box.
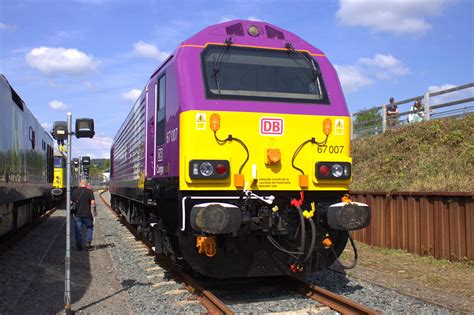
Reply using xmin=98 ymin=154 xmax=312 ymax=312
xmin=349 ymin=191 xmax=473 ymax=261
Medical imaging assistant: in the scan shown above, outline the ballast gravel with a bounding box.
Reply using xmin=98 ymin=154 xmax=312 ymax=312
xmin=99 ymin=192 xmax=207 ymax=314
xmin=100 ymin=191 xmax=455 ymax=314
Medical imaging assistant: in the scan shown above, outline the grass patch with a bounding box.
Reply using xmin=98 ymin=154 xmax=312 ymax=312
xmin=350 ymin=115 xmax=474 ymax=192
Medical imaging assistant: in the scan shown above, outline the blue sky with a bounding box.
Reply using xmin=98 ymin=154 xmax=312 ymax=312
xmin=1 ymin=0 xmax=473 ymax=158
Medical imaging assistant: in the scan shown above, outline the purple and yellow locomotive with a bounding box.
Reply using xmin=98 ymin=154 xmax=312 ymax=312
xmin=110 ymin=21 xmax=370 ymax=278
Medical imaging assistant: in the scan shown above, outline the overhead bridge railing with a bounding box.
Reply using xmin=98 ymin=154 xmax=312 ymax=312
xmin=351 ymin=83 xmax=474 ymax=139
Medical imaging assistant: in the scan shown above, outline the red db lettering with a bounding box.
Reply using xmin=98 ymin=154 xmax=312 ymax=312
xmin=260 ymin=118 xmax=284 ymax=135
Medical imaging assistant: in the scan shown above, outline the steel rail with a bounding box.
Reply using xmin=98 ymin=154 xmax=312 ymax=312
xmin=274 ymin=276 xmax=379 ymax=315
xmin=98 ymin=191 xmax=234 ymax=315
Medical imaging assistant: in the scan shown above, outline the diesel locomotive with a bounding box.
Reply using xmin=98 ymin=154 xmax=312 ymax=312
xmin=109 ymin=20 xmax=371 ymax=278
xmin=51 ymin=151 xmax=79 ymax=198
xmin=0 ymin=74 xmax=55 ymax=237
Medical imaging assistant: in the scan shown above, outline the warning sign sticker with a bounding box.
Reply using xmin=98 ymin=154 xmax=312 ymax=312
xmin=335 ymin=119 xmax=344 ymax=135
xmin=196 ymin=113 xmax=206 ymax=130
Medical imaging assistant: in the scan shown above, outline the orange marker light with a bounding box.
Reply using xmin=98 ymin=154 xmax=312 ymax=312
xmin=266 ymin=148 xmax=281 ymax=164
xmin=323 ymin=119 xmax=332 ymax=136
xmin=210 ymin=113 xmax=220 ymax=131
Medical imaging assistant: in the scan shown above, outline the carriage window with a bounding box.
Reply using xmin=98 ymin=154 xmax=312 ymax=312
xmin=156 ymin=74 xmax=166 ymax=145
xmin=202 ymin=45 xmax=329 ymax=104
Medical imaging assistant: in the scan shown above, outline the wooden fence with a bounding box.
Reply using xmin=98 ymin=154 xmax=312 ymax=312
xmin=349 ymin=191 xmax=473 ymax=261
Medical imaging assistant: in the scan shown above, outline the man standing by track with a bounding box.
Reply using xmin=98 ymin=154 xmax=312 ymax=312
xmin=72 ymin=179 xmax=97 ymax=250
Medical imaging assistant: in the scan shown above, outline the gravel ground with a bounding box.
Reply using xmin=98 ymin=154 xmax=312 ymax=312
xmin=308 ymin=267 xmax=456 ymax=314
xmin=0 ymin=210 xmax=66 ymax=314
xmin=0 ymin=200 xmax=130 ymax=314
xmin=99 ymin=192 xmax=207 ymax=314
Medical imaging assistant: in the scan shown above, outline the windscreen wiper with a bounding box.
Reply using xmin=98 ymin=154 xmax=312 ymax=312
xmin=213 ymin=37 xmax=233 ymax=94
xmin=285 ymin=42 xmax=323 ymax=97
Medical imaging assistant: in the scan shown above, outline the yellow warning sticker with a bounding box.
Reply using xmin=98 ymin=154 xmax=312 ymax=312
xmin=335 ymin=119 xmax=344 ymax=135
xmin=196 ymin=113 xmax=206 ymax=130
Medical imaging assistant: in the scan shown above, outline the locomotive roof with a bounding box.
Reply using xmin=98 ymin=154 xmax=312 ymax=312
xmin=181 ymin=20 xmax=325 ymax=55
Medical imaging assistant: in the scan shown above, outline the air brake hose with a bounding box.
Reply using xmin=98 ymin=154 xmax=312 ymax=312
xmin=304 ymin=217 xmax=316 ymax=263
xmin=295 ymin=206 xmax=306 ymax=255
xmin=331 ymin=231 xmax=358 ymax=269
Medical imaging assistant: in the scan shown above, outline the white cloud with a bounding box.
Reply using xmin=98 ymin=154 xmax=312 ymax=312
xmin=49 ymin=100 xmax=68 ymax=111
xmin=41 ymin=122 xmax=51 ymax=130
xmin=75 ymin=136 xmax=113 ymax=159
xmin=336 ymin=0 xmax=453 ymax=35
xmin=219 ymin=16 xmax=262 ymax=23
xmin=83 ymin=81 xmax=100 ymax=92
xmin=335 ymin=53 xmax=409 ymax=93
xmin=219 ymin=16 xmax=234 ymax=23
xmin=133 ymin=41 xmax=169 ymax=61
xmin=334 ymin=64 xmax=373 ymax=93
xmin=359 ymin=54 xmax=410 ymax=79
xmin=25 ymin=46 xmax=99 ymax=76
xmin=247 ymin=16 xmax=261 ymax=22
xmin=428 ymin=84 xmax=474 ymax=105
xmin=0 ymin=22 xmax=15 ymax=30
xmin=122 ymin=89 xmax=141 ymax=102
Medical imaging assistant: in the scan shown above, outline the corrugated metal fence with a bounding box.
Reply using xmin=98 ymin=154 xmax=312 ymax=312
xmin=349 ymin=191 xmax=473 ymax=261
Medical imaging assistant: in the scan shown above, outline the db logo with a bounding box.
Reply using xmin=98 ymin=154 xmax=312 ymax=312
xmin=260 ymin=117 xmax=284 ymax=136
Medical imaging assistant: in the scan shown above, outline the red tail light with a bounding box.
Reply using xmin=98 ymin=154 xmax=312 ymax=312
xmin=215 ymin=163 xmax=228 ymax=175
xmin=319 ymin=165 xmax=330 ymax=177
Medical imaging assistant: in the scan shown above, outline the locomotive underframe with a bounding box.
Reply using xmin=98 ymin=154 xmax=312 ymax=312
xmin=110 ymin=178 xmax=352 ymax=278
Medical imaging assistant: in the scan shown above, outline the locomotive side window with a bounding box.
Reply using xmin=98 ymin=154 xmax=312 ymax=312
xmin=202 ymin=45 xmax=329 ymax=104
xmin=156 ymin=74 xmax=166 ymax=145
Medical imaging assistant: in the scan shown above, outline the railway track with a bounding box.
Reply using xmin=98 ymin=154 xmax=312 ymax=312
xmin=99 ymin=191 xmax=233 ymax=315
xmin=99 ymin=191 xmax=378 ymax=314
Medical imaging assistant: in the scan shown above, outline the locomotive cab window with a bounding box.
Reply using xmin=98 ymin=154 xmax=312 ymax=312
xmin=202 ymin=45 xmax=329 ymax=104
xmin=54 ymin=156 xmax=64 ymax=168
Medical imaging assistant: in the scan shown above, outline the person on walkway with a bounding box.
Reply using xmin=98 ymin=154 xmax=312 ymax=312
xmin=408 ymin=99 xmax=425 ymax=123
xmin=72 ymin=179 xmax=97 ymax=250
xmin=387 ymin=97 xmax=399 ymax=128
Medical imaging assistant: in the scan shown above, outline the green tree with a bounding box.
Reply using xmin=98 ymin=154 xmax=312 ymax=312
xmin=353 ymin=108 xmax=382 ymax=132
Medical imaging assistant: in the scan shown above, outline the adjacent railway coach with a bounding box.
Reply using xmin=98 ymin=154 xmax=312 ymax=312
xmin=0 ymin=74 xmax=54 ymax=237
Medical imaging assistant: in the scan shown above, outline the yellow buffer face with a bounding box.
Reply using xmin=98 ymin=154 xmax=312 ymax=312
xmin=179 ymin=110 xmax=351 ymax=191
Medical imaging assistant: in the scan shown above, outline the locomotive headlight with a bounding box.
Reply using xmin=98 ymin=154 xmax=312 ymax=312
xmin=199 ymin=162 xmax=214 ymax=177
xmin=331 ymin=164 xmax=343 ymax=177
xmin=192 ymin=163 xmax=199 ymax=176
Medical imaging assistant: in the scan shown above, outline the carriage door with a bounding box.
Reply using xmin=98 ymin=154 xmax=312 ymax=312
xmin=155 ymin=74 xmax=166 ymax=176
xmin=145 ymin=83 xmax=155 ymax=177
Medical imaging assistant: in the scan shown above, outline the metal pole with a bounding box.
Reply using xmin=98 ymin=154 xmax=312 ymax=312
xmin=65 ymin=112 xmax=72 ymax=314
xmin=424 ymin=92 xmax=430 ymax=121
xmin=382 ymin=104 xmax=387 ymax=133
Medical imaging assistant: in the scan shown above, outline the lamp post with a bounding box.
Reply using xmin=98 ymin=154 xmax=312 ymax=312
xmin=51 ymin=114 xmax=95 ymax=314
xmin=65 ymin=112 xmax=72 ymax=314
